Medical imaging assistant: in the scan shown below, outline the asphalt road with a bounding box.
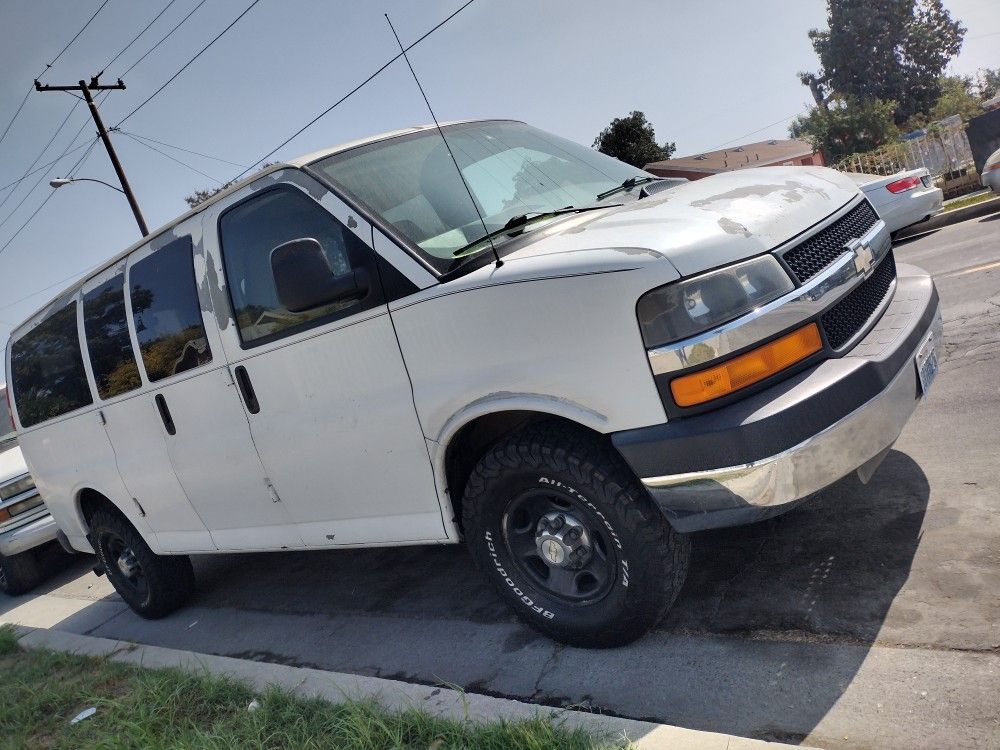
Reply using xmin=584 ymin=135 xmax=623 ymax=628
xmin=4 ymin=214 xmax=1000 ymax=749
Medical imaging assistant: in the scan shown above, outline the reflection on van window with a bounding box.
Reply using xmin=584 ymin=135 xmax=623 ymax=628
xmin=129 ymin=236 xmax=212 ymax=382
xmin=10 ymin=302 xmax=93 ymax=427
xmin=219 ymin=187 xmax=369 ymax=345
xmin=83 ymin=273 xmax=141 ymax=399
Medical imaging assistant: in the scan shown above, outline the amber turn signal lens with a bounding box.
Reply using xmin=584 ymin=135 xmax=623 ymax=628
xmin=670 ymin=323 xmax=823 ymax=407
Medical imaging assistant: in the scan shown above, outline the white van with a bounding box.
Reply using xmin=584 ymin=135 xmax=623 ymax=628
xmin=5 ymin=121 xmax=941 ymax=646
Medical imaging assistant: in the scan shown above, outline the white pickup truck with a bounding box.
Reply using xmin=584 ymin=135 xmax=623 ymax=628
xmin=5 ymin=120 xmax=941 ymax=646
xmin=1 ymin=385 xmax=59 ymax=594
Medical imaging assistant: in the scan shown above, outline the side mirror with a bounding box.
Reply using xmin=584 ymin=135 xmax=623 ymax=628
xmin=270 ymin=238 xmax=370 ymax=313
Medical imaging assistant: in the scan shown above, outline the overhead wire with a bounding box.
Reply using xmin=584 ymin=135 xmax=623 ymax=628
xmin=119 ymin=131 xmax=224 ymax=183
xmin=97 ymin=0 xmax=180 ymax=77
xmin=118 ymin=0 xmax=210 ymax=78
xmin=119 ymin=129 xmax=248 ymax=168
xmin=231 ymin=0 xmax=478 ymax=182
xmin=115 ymin=0 xmax=263 ymax=127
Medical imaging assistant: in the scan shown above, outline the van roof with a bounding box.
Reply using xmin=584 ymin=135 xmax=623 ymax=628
xmin=8 ymin=119 xmax=509 ymax=342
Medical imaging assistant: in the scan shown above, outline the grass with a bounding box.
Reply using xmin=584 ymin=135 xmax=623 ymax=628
xmin=942 ymin=191 xmax=997 ymax=212
xmin=0 ymin=625 xmax=623 ymax=750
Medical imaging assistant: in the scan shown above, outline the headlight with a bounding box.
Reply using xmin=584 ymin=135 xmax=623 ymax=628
xmin=637 ymin=255 xmax=795 ymax=348
xmin=0 ymin=475 xmax=35 ymax=501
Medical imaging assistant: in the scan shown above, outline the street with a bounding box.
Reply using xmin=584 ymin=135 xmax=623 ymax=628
xmin=4 ymin=214 xmax=999 ymax=749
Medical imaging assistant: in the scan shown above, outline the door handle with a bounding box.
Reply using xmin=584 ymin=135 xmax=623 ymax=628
xmin=234 ymin=366 xmax=260 ymax=414
xmin=154 ymin=394 xmax=176 ymax=435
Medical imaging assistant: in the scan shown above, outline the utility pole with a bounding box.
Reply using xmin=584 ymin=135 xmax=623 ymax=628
xmin=34 ymin=75 xmax=149 ymax=236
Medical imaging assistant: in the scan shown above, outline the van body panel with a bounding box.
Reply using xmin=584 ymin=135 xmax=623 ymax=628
xmin=198 ymin=172 xmax=447 ymax=547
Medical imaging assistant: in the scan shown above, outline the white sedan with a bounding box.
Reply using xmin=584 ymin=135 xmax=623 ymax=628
xmin=981 ymin=147 xmax=1000 ymax=192
xmin=848 ymin=168 xmax=943 ymax=235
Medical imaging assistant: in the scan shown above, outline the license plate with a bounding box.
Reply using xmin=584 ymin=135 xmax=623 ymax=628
xmin=915 ymin=330 xmax=939 ymax=395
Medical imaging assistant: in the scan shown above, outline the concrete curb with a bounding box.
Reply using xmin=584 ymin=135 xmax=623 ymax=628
xmin=10 ymin=625 xmax=817 ymax=750
xmin=896 ymin=195 xmax=1000 ymax=239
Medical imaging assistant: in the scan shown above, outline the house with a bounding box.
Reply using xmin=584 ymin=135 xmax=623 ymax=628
xmin=644 ymin=139 xmax=825 ymax=181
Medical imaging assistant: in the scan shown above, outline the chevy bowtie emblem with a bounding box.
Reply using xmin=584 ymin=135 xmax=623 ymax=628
xmin=848 ymin=239 xmax=875 ymax=279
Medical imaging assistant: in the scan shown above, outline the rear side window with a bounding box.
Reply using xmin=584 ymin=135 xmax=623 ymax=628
xmin=10 ymin=302 xmax=93 ymax=427
xmin=218 ymin=187 xmax=378 ymax=346
xmin=129 ymin=236 xmax=212 ymax=382
xmin=83 ymin=274 xmax=141 ymax=399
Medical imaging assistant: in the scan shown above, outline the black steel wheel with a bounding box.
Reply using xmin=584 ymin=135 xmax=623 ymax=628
xmin=462 ymin=422 xmax=690 ymax=648
xmin=90 ymin=506 xmax=194 ymax=619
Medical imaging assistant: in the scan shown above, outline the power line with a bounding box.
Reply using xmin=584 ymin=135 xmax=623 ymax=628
xmin=44 ymin=0 xmax=111 ymax=76
xmin=0 ymin=100 xmax=82 ymax=215
xmin=115 ymin=0 xmax=263 ymax=127
xmin=120 ymin=0 xmax=209 ymax=77
xmin=713 ymin=108 xmax=812 ymax=149
xmin=119 ymin=130 xmax=223 ymax=183
xmin=0 ymin=0 xmax=110 ymax=150
xmin=98 ymin=0 xmax=180 ymax=76
xmin=231 ymin=0 xmax=477 ymax=182
xmin=0 ymin=259 xmax=106 ymax=314
xmin=0 ymin=138 xmax=95 ymax=195
xmin=120 ymin=129 xmax=248 ymax=167
xmin=0 ymin=136 xmax=99 ymax=258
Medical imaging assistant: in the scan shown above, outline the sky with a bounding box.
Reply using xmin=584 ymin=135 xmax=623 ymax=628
xmin=0 ymin=0 xmax=997 ymax=350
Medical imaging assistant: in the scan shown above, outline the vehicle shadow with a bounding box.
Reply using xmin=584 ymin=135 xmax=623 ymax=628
xmin=9 ymin=449 xmax=929 ymax=744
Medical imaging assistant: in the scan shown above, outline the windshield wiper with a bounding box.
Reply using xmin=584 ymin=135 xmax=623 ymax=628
xmin=596 ymin=175 xmax=662 ymax=201
xmin=452 ymin=206 xmax=586 ymax=257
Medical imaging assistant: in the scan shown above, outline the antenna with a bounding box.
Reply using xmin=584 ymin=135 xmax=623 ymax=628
xmin=385 ymin=13 xmax=502 ymax=268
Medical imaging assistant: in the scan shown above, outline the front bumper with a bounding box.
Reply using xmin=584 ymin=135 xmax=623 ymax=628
xmin=0 ymin=510 xmax=59 ymax=557
xmin=613 ymin=264 xmax=941 ymax=533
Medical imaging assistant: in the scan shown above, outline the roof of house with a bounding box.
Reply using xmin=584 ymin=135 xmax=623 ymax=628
xmin=645 ymin=138 xmax=817 ymax=174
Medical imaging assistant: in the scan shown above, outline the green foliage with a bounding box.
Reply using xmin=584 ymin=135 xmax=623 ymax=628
xmin=799 ymin=0 xmax=965 ymax=126
xmin=184 ymin=163 xmax=277 ymax=209
xmin=915 ymin=75 xmax=985 ymax=126
xmin=0 ymin=645 xmax=625 ymax=749
xmin=976 ymin=67 xmax=1000 ymax=101
xmin=790 ymin=97 xmax=900 ymax=163
xmin=593 ymin=111 xmax=675 ymax=168
xmin=0 ymin=624 xmax=19 ymax=655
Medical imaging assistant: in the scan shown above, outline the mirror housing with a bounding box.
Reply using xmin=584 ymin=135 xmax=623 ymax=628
xmin=270 ymin=238 xmax=369 ymax=313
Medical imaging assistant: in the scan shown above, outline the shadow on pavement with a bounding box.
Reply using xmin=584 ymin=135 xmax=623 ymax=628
xmin=6 ymin=449 xmax=930 ymax=743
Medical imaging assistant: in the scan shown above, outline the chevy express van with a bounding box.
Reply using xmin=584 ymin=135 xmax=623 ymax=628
xmin=5 ymin=121 xmax=941 ymax=646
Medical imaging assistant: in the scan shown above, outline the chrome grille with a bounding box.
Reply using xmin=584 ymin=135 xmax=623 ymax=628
xmin=782 ymin=200 xmax=880 ymax=283
xmin=821 ymin=251 xmax=896 ymax=349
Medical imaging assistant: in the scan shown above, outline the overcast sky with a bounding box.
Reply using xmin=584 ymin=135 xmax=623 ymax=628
xmin=0 ymin=0 xmax=997 ymax=349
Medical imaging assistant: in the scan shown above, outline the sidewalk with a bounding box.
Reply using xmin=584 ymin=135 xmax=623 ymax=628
xmin=10 ymin=624 xmax=815 ymax=750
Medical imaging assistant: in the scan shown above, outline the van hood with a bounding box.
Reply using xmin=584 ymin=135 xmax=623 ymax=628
xmin=0 ymin=444 xmax=27 ymax=485
xmin=501 ymin=166 xmax=862 ymax=277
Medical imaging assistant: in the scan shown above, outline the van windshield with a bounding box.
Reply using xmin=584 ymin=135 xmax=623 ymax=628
xmin=312 ymin=121 xmax=647 ymax=273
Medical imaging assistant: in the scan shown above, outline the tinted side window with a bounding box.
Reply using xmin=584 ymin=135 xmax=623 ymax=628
xmin=10 ymin=302 xmax=93 ymax=427
xmin=83 ymin=274 xmax=141 ymax=399
xmin=130 ymin=236 xmax=212 ymax=382
xmin=218 ymin=187 xmax=379 ymax=346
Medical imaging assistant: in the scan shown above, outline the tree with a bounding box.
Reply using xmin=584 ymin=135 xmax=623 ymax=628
xmin=799 ymin=0 xmax=965 ymax=126
xmin=593 ymin=111 xmax=675 ymax=168
xmin=184 ymin=163 xmax=276 ymax=209
xmin=789 ymin=96 xmax=899 ymax=163
xmin=918 ymin=75 xmax=984 ymax=126
xmin=976 ymin=67 xmax=1000 ymax=101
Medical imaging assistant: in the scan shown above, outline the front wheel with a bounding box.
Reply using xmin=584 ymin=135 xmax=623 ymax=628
xmin=0 ymin=550 xmax=42 ymax=595
xmin=90 ymin=507 xmax=195 ymax=618
xmin=462 ymin=424 xmax=690 ymax=648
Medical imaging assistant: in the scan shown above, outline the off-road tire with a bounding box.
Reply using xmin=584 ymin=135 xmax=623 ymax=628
xmin=90 ymin=507 xmax=195 ymax=618
xmin=462 ymin=423 xmax=690 ymax=648
xmin=0 ymin=550 xmax=42 ymax=595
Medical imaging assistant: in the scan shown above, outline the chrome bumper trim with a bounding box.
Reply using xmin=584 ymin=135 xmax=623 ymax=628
xmin=647 ymin=217 xmax=890 ymax=376
xmin=642 ymin=306 xmax=942 ymax=509
xmin=0 ymin=512 xmax=58 ymax=557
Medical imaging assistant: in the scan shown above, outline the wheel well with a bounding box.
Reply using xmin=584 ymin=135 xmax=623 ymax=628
xmin=444 ymin=411 xmax=610 ymax=533
xmin=78 ymin=488 xmax=118 ymax=532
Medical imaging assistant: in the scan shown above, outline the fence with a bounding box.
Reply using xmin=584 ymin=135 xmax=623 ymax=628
xmin=834 ymin=115 xmax=975 ymax=177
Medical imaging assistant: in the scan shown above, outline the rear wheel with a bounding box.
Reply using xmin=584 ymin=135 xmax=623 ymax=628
xmin=462 ymin=423 xmax=690 ymax=648
xmin=90 ymin=508 xmax=195 ymax=618
xmin=0 ymin=550 xmax=42 ymax=595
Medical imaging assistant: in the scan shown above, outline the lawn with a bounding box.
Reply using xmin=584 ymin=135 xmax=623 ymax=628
xmin=942 ymin=190 xmax=997 ymax=212
xmin=0 ymin=626 xmax=622 ymax=749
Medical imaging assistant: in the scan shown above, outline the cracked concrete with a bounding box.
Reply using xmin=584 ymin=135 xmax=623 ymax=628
xmin=2 ymin=216 xmax=999 ymax=749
